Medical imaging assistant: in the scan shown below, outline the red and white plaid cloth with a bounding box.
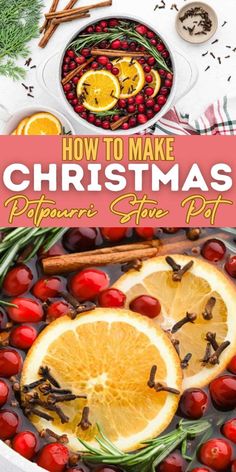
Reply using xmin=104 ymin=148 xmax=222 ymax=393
xmin=147 ymin=96 xmax=236 ymax=135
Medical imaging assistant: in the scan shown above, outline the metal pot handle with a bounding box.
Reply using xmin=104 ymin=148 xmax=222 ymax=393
xmin=173 ymin=50 xmax=198 ymax=104
xmin=37 ymin=52 xmax=61 ymax=100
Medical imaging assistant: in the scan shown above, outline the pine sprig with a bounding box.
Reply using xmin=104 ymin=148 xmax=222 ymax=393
xmin=0 ymin=0 xmax=43 ymax=80
xmin=78 ymin=418 xmax=213 ymax=472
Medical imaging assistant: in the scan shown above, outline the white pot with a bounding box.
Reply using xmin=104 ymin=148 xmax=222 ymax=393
xmin=37 ymin=13 xmax=198 ymax=135
xmin=0 ymin=440 xmax=45 ymax=472
xmin=0 ymin=105 xmax=76 ymax=135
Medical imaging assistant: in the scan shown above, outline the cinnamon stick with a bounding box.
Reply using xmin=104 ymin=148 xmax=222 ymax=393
xmin=45 ymin=0 xmax=112 ymax=20
xmin=42 ymin=246 xmax=159 ymax=275
xmin=40 ymin=0 xmax=60 ymax=34
xmin=111 ymin=114 xmax=133 ymax=131
xmin=52 ymin=12 xmax=90 ymax=25
xmin=91 ymin=49 xmax=150 ymax=58
xmin=39 ymin=0 xmax=79 ymax=48
xmin=61 ymin=57 xmax=94 ymax=85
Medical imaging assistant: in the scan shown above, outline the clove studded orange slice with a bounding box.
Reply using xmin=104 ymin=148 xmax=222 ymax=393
xmin=112 ymin=57 xmax=145 ymax=98
xmin=21 ymin=308 xmax=182 ymax=452
xmin=114 ymin=255 xmax=236 ymax=390
xmin=77 ymin=70 xmax=120 ymax=112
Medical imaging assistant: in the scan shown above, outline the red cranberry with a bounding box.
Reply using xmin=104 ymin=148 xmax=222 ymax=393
xmin=3 ymin=265 xmax=33 ymax=296
xmin=201 ymin=239 xmax=226 ymax=262
xmin=127 ymin=97 xmax=135 ymax=105
xmin=144 ymin=65 xmax=151 ymax=73
xmin=95 ymin=118 xmax=102 ymax=127
xmin=160 ymin=87 xmax=169 ymax=96
xmin=67 ymin=50 xmax=75 ymax=58
xmin=158 ymin=451 xmax=187 ymax=472
xmin=7 ymin=297 xmax=44 ymax=323
xmin=67 ymin=92 xmax=75 ymax=100
xmin=157 ymin=43 xmax=165 ymax=52
xmin=109 ymin=19 xmax=119 ymax=27
xmin=38 ymin=242 xmax=65 ymax=260
xmin=75 ymin=105 xmax=85 ymax=114
xmin=101 ymin=228 xmax=127 ymax=242
xmin=130 ymin=295 xmax=161 ymax=318
xmin=102 ymin=121 xmax=110 ymax=129
xmin=147 ymin=109 xmax=155 ymax=119
xmin=157 ymin=95 xmax=167 ymax=106
xmin=137 ymin=114 xmax=148 ymax=124
xmin=210 ymin=375 xmax=236 ymax=409
xmin=72 ymin=98 xmax=78 ymax=106
xmin=135 ymin=24 xmax=148 ymax=35
xmin=69 ymin=61 xmax=76 ymax=70
xmin=63 ymin=228 xmax=97 ymax=252
xmin=0 ymin=348 xmax=22 ymax=377
xmin=179 ymin=388 xmax=208 ymax=419
xmin=138 ymin=104 xmax=145 ymax=113
xmin=112 ymin=67 xmax=119 ymax=76
xmin=32 ymin=277 xmax=62 ymax=301
xmin=166 ymin=73 xmax=173 ymax=80
xmin=69 ymin=269 xmax=109 ymax=301
xmin=0 ymin=380 xmax=9 ymax=406
xmin=191 ymin=469 xmax=210 ymax=472
xmin=199 ymin=438 xmax=232 ymax=470
xmin=63 ymin=83 xmax=71 ymax=92
xmin=81 ymin=48 xmax=90 ymax=57
xmin=130 ymin=41 xmax=137 ymax=51
xmin=129 ymin=116 xmax=137 ymax=127
xmin=146 ymin=98 xmax=155 ymax=108
xmin=138 ymin=58 xmax=146 ymax=65
xmin=75 ymin=56 xmax=86 ymax=65
xmin=111 ymin=39 xmax=121 ymax=49
xmin=225 ymin=255 xmax=236 ymax=277
xmin=222 ymin=418 xmax=236 ymax=443
xmin=118 ymin=99 xmax=127 ymax=108
xmin=113 ymin=115 xmax=120 ymax=122
xmin=95 ymin=25 xmax=102 ymax=32
xmin=47 ymin=301 xmax=70 ymax=321
xmin=63 ymin=64 xmax=69 ymax=72
xmin=37 ymin=443 xmax=69 ymax=472
xmin=135 ymin=227 xmax=155 ymax=239
xmin=10 ymin=325 xmax=37 ymax=350
xmin=232 ymin=461 xmax=236 ymax=472
xmin=98 ymin=56 xmax=109 ymax=66
xmin=91 ymin=61 xmax=99 ymax=69
xmin=145 ymin=74 xmax=153 ymax=83
xmin=88 ymin=114 xmax=95 ymax=124
xmin=148 ymin=56 xmax=156 ymax=66
xmin=128 ymin=105 xmax=136 ymax=113
xmin=12 ymin=431 xmax=37 ymax=460
xmin=0 ymin=410 xmax=19 ymax=440
xmin=154 ymin=104 xmax=161 ymax=113
xmin=165 ymin=79 xmax=172 ymax=88
xmin=100 ymin=20 xmax=108 ymax=28
xmin=98 ymin=288 xmax=126 ymax=308
xmin=147 ymin=30 xmax=155 ymax=39
xmin=228 ymin=355 xmax=236 ymax=374
xmin=158 ymin=69 xmax=166 ymax=77
xmin=72 ymin=77 xmax=79 ymax=85
xmin=106 ymin=62 xmax=113 ymax=71
xmin=151 ymin=39 xmax=157 ymax=46
xmin=121 ymin=40 xmax=128 ymax=49
xmin=135 ymin=94 xmax=144 ymax=104
xmin=162 ymin=50 xmax=169 ymax=58
xmin=122 ymin=123 xmax=129 ymax=130
xmin=64 ymin=56 xmax=70 ymax=64
xmin=145 ymin=87 xmax=154 ymax=96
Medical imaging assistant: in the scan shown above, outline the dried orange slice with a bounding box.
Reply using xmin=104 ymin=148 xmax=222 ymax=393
xmin=112 ymin=57 xmax=145 ymax=98
xmin=24 ymin=112 xmax=62 ymax=135
xmin=114 ymin=255 xmax=236 ymax=390
xmin=77 ymin=70 xmax=120 ymax=112
xmin=21 ymin=308 xmax=182 ymax=452
xmin=16 ymin=117 xmax=29 ymax=135
xmin=11 ymin=129 xmax=17 ymax=135
xmin=149 ymin=69 xmax=161 ymax=97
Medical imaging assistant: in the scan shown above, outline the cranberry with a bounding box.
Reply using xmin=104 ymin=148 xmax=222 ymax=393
xmin=13 ymin=431 xmax=37 ymax=459
xmin=101 ymin=228 xmax=127 ymax=242
xmin=47 ymin=301 xmax=70 ymax=321
xmin=130 ymin=41 xmax=137 ymax=51
xmin=113 ymin=114 xmax=120 ymax=122
xmin=7 ymin=297 xmax=43 ymax=323
xmin=38 ymin=242 xmax=65 ymax=260
xmin=109 ymin=19 xmax=119 ymax=27
xmin=127 ymin=97 xmax=135 ymax=105
xmin=145 ymin=74 xmax=153 ymax=83
xmin=95 ymin=25 xmax=102 ymax=32
xmin=166 ymin=73 xmax=173 ymax=80
xmin=67 ymin=92 xmax=75 ymax=100
xmin=146 ymin=98 xmax=155 ymax=108
xmin=210 ymin=375 xmax=236 ymax=409
xmin=112 ymin=67 xmax=119 ymax=76
xmin=135 ymin=94 xmax=144 ymax=104
xmin=135 ymin=24 xmax=148 ymax=35
xmin=148 ymin=56 xmax=156 ymax=66
xmin=158 ymin=451 xmax=187 ymax=472
xmin=69 ymin=61 xmax=76 ymax=70
xmin=95 ymin=118 xmax=102 ymax=127
xmin=145 ymin=87 xmax=154 ymax=96
xmin=100 ymin=20 xmax=108 ymax=28
xmin=95 ymin=468 xmax=121 ymax=472
xmin=111 ymin=39 xmax=121 ymax=49
xmin=201 ymin=239 xmax=226 ymax=262
xmin=37 ymin=443 xmax=69 ymax=472
xmin=75 ymin=105 xmax=85 ymax=114
xmin=69 ymin=269 xmax=109 ymax=301
xmin=63 ymin=83 xmax=71 ymax=92
xmin=3 ymin=265 xmax=33 ymax=296
xmin=0 ymin=410 xmax=19 ymax=440
xmin=72 ymin=77 xmax=79 ymax=85
xmin=63 ymin=228 xmax=97 ymax=252
xmin=138 ymin=58 xmax=146 ymax=65
xmin=10 ymin=325 xmax=37 ymax=350
xmin=144 ymin=65 xmax=151 ymax=73
xmin=32 ymin=277 xmax=62 ymax=301
xmin=129 ymin=116 xmax=137 ymax=127
xmin=179 ymin=388 xmax=208 ymax=419
xmin=157 ymin=95 xmax=167 ymax=106
xmin=137 ymin=114 xmax=148 ymax=124
xmin=135 ymin=227 xmax=155 ymax=239
xmin=154 ymin=104 xmax=161 ymax=113
xmin=222 ymin=418 xmax=236 ymax=443
xmin=228 ymin=355 xmax=236 ymax=374
xmin=147 ymin=31 xmax=155 ymax=39
xmin=98 ymin=288 xmax=126 ymax=308
xmin=118 ymin=99 xmax=127 ymax=109
xmin=151 ymin=39 xmax=157 ymax=46
xmin=232 ymin=461 xmax=236 ymax=472
xmin=157 ymin=43 xmax=165 ymax=52
xmin=165 ymin=79 xmax=172 ymax=88
xmin=225 ymin=255 xmax=236 ymax=277
xmin=102 ymin=121 xmax=110 ymax=129
xmin=67 ymin=50 xmax=75 ymax=58
xmin=72 ymin=98 xmax=78 ymax=106
xmin=160 ymin=87 xmax=169 ymax=96
xmin=159 ymin=69 xmax=166 ymax=77
xmin=128 ymin=105 xmax=136 ymax=113
xmin=122 ymin=123 xmax=129 ymax=130
xmin=75 ymin=56 xmax=86 ymax=65
xmin=121 ymin=41 xmax=128 ymax=50
xmin=199 ymin=438 xmax=232 ymax=470
xmin=0 ymin=348 xmax=22 ymax=377
xmin=147 ymin=109 xmax=155 ymax=119
xmin=88 ymin=114 xmax=95 ymax=124
xmin=162 ymin=50 xmax=169 ymax=58
xmin=64 ymin=57 xmax=70 ymax=64
xmin=130 ymin=295 xmax=161 ymax=318
xmin=0 ymin=380 xmax=9 ymax=406
xmin=81 ymin=48 xmax=90 ymax=57
xmin=91 ymin=61 xmax=99 ymax=69
xmin=106 ymin=62 xmax=113 ymax=71
xmin=98 ymin=56 xmax=109 ymax=66
xmin=191 ymin=469 xmax=211 ymax=472
xmin=138 ymin=104 xmax=145 ymax=113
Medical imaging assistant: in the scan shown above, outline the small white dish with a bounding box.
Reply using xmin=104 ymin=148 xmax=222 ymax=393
xmin=176 ymin=2 xmax=218 ymax=44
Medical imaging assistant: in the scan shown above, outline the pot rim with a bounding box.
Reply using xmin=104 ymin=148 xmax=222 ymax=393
xmin=58 ymin=12 xmax=178 ymax=135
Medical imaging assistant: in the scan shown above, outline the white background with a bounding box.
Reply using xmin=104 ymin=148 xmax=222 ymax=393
xmin=0 ymin=0 xmax=235 ymax=130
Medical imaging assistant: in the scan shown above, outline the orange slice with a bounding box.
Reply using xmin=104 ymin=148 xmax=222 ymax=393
xmin=16 ymin=117 xmax=29 ymax=135
xmin=24 ymin=112 xmax=62 ymax=135
xmin=21 ymin=308 xmax=182 ymax=452
xmin=77 ymin=70 xmax=120 ymax=112
xmin=114 ymin=255 xmax=236 ymax=390
xmin=149 ymin=69 xmax=161 ymax=97
xmin=112 ymin=57 xmax=145 ymax=98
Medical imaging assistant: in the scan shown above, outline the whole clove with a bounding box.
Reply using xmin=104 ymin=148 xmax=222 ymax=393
xmin=172 ymin=261 xmax=194 ymax=282
xmin=208 ymin=341 xmax=230 ymax=365
xmin=181 ymin=353 xmax=192 ymax=369
xmin=205 ymin=66 xmax=210 ymax=71
xmin=171 ymin=312 xmax=197 ymax=334
xmin=147 ymin=365 xmax=157 ymax=388
xmin=39 ymin=383 xmax=72 ymax=396
xmin=210 ymin=52 xmax=215 ymax=59
xmin=186 ymin=228 xmax=201 ymax=241
xmin=165 ymin=256 xmax=181 ymax=272
xmin=39 ymin=366 xmax=61 ymax=388
xmin=201 ymin=342 xmax=212 ymax=364
xmin=154 ymin=382 xmax=180 ymax=395
xmin=205 ymin=332 xmax=219 ymax=351
xmin=78 ymin=406 xmax=92 ymax=430
xmin=202 ymin=51 xmax=208 ymax=56
xmin=202 ymin=297 xmax=216 ymax=320
xmin=22 ymin=378 xmax=46 ymax=393
xmin=43 ymin=428 xmax=69 ymax=443
xmin=47 ymin=393 xmax=87 ymax=404
xmin=122 ymin=259 xmax=143 ymax=273
xmin=221 ymin=21 xmax=227 ymax=27
xmin=211 ymin=39 xmax=219 ymax=44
